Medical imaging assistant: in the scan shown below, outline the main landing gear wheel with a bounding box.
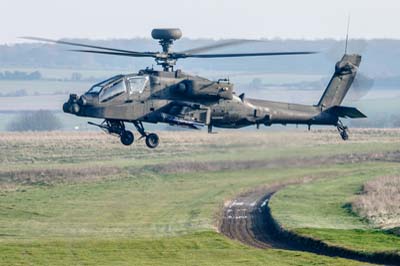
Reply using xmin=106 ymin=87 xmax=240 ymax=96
xmin=133 ymin=121 xmax=160 ymax=149
xmin=145 ymin=133 xmax=159 ymax=149
xmin=336 ymin=120 xmax=349 ymax=141
xmin=120 ymin=130 xmax=134 ymax=146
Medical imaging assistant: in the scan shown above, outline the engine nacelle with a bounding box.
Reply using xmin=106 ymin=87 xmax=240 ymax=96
xmin=174 ymin=80 xmax=233 ymax=100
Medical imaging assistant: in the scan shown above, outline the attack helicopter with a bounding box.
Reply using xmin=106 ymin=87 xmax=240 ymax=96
xmin=23 ymin=28 xmax=366 ymax=149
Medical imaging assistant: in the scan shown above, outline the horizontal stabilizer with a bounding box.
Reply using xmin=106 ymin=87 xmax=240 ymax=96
xmin=325 ymin=106 xmax=367 ymax=119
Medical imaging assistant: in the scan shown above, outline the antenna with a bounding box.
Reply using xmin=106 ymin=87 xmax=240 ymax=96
xmin=345 ymin=14 xmax=351 ymax=54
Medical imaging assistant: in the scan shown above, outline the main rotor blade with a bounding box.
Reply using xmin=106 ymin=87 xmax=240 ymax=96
xmin=20 ymin=36 xmax=155 ymax=56
xmin=179 ymin=39 xmax=263 ymax=54
xmin=70 ymin=49 xmax=157 ymax=58
xmin=180 ymin=51 xmax=317 ymax=58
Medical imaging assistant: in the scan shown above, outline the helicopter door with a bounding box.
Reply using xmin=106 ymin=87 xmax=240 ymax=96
xmin=126 ymin=76 xmax=150 ymax=117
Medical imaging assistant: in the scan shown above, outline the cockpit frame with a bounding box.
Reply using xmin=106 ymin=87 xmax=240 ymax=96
xmin=85 ymin=74 xmax=149 ymax=103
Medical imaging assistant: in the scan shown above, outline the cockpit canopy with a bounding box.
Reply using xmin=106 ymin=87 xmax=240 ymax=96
xmin=86 ymin=74 xmax=149 ymax=102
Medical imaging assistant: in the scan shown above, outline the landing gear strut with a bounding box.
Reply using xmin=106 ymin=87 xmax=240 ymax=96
xmin=336 ymin=120 xmax=349 ymax=141
xmin=89 ymin=120 xmax=134 ymax=146
xmin=133 ymin=121 xmax=159 ymax=149
xmin=88 ymin=120 xmax=159 ymax=148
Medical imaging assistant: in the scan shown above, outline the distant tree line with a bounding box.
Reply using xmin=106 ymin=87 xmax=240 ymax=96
xmin=350 ymin=114 xmax=400 ymax=128
xmin=0 ymin=89 xmax=28 ymax=97
xmin=0 ymin=70 xmax=104 ymax=82
xmin=4 ymin=38 xmax=400 ymax=75
xmin=0 ymin=70 xmax=42 ymax=80
xmin=6 ymin=110 xmax=62 ymax=131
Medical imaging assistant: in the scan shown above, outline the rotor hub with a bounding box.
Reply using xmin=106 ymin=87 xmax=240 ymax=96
xmin=151 ymin=28 xmax=182 ymax=71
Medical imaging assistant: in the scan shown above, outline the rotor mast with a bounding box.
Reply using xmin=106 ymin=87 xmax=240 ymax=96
xmin=151 ymin=28 xmax=182 ymax=71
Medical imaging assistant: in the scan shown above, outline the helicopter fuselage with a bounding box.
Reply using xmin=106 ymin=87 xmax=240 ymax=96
xmin=63 ymin=54 xmax=366 ymax=148
xmin=27 ymin=29 xmax=365 ymax=148
xmin=63 ymin=68 xmax=337 ymax=131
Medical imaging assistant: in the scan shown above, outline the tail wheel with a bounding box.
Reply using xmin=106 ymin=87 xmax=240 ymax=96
xmin=145 ymin=133 xmax=159 ymax=149
xmin=340 ymin=130 xmax=349 ymax=141
xmin=120 ymin=130 xmax=134 ymax=146
xmin=337 ymin=120 xmax=349 ymax=141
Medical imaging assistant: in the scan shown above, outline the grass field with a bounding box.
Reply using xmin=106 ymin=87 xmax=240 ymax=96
xmin=270 ymin=163 xmax=400 ymax=254
xmin=1 ymin=130 xmax=400 ymax=265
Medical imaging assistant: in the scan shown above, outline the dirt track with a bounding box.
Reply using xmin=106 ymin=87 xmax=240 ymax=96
xmin=219 ymin=152 xmax=400 ymax=265
xmin=219 ymin=184 xmax=288 ymax=249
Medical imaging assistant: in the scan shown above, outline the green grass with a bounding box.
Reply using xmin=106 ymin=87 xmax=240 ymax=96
xmin=270 ymin=163 xmax=400 ymax=254
xmin=1 ymin=131 xmax=399 ymax=265
xmin=295 ymin=228 xmax=400 ymax=254
xmin=0 ymin=166 xmax=369 ymax=265
xmin=0 ymin=166 xmax=349 ymax=240
xmin=0 ymin=232 xmax=364 ymax=266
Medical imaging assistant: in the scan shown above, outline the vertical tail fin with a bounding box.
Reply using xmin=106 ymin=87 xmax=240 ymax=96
xmin=317 ymin=54 xmax=361 ymax=108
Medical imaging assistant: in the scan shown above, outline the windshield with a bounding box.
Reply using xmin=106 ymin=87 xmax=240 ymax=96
xmin=87 ymin=75 xmax=124 ymax=94
xmin=99 ymin=78 xmax=127 ymax=102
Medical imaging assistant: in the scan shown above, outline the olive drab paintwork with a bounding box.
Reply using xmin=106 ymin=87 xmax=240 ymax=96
xmin=26 ymin=29 xmax=366 ymax=148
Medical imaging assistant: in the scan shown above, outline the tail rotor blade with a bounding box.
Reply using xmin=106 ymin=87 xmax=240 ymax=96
xmin=349 ymin=72 xmax=374 ymax=101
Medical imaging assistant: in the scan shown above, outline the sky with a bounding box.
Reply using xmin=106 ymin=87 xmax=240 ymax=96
xmin=1 ymin=0 xmax=400 ymax=44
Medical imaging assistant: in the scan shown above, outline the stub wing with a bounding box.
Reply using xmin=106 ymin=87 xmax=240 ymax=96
xmin=149 ymin=100 xmax=209 ymax=129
